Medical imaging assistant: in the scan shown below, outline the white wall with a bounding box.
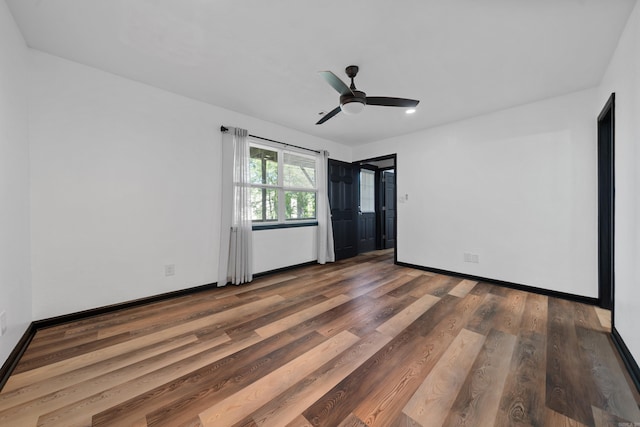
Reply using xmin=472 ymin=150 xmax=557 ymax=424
xmin=599 ymin=1 xmax=640 ymax=371
xmin=253 ymin=227 xmax=317 ymax=273
xmin=354 ymin=88 xmax=598 ymax=297
xmin=28 ymin=50 xmax=349 ymax=320
xmin=0 ymin=2 xmax=31 ymax=363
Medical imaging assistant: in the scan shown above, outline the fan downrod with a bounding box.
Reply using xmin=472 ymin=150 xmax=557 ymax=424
xmin=345 ymin=65 xmax=359 ymax=90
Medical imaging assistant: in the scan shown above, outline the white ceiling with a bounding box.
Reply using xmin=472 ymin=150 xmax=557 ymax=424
xmin=6 ymin=0 xmax=636 ymax=146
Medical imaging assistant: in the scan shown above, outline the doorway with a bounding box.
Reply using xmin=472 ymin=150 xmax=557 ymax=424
xmin=598 ymin=93 xmax=615 ymax=311
xmin=357 ymin=155 xmax=397 ymax=254
xmin=328 ymin=155 xmax=397 ymax=260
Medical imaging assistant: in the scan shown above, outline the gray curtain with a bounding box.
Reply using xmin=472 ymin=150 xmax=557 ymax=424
xmin=218 ymin=127 xmax=253 ymax=286
xmin=317 ymin=150 xmax=335 ymax=264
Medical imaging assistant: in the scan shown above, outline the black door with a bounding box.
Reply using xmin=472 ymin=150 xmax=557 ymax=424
xmin=382 ymin=170 xmax=396 ymax=249
xmin=329 ymin=159 xmax=358 ymax=260
xmin=598 ymin=93 xmax=615 ymax=311
xmin=358 ymin=167 xmax=377 ymax=253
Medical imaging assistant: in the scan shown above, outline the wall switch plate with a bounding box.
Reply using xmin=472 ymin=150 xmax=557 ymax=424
xmin=165 ymin=264 xmax=175 ymax=276
xmin=0 ymin=311 xmax=6 ymax=336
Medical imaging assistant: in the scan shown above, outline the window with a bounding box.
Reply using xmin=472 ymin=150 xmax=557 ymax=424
xmin=360 ymin=169 xmax=375 ymax=213
xmin=249 ymin=142 xmax=317 ymax=224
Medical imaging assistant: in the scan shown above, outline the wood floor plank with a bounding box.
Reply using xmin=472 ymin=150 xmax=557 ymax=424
xmin=544 ymin=408 xmax=589 ymax=426
xmin=223 ymin=294 xmax=329 ymax=338
xmin=336 ymin=413 xmax=368 ymax=427
xmin=448 ymin=279 xmax=478 ymax=298
xmin=284 ymin=415 xmax=313 ymax=427
xmin=345 ymin=294 xmax=419 ymax=338
xmin=4 ymin=295 xmax=283 ymax=391
xmin=494 ymin=331 xmax=547 ymax=427
xmin=364 ymin=275 xmax=419 ymax=299
xmin=93 ymin=331 xmax=328 ymax=427
xmin=343 ymin=271 xmax=415 ymax=300
xmin=576 ymin=326 xmax=640 ymax=422
xmin=573 ymin=301 xmax=605 ymax=333
xmin=591 ymin=405 xmax=635 ymax=427
xmin=442 ymin=329 xmax=517 ymax=427
xmin=593 ymin=307 xmax=611 ymax=331
xmin=520 ymin=292 xmax=548 ymax=335
xmin=376 ymin=293 xmax=440 ymax=337
xmin=466 ymin=293 xmax=503 ymax=335
xmin=388 ymin=274 xmax=453 ymax=299
xmin=402 ymin=328 xmax=486 ymax=426
xmin=32 ymin=333 xmax=261 ymax=427
xmin=0 ymin=333 xmax=232 ymax=427
xmin=255 ymin=294 xmax=351 ymax=339
xmin=493 ymin=289 xmax=527 ymax=336
xmin=93 ymin=294 xmax=249 ymax=340
xmin=350 ymin=294 xmax=487 ymax=426
xmin=249 ymin=331 xmax=392 ymax=427
xmin=197 ymin=330 xmax=360 ymax=427
xmin=302 ymin=293 xmax=484 ymax=427
xmin=546 ymin=298 xmax=598 ymax=427
xmin=0 ymin=250 xmax=637 ymax=427
xmin=0 ymin=333 xmax=198 ymax=412
xmin=389 ymin=412 xmax=421 ymax=427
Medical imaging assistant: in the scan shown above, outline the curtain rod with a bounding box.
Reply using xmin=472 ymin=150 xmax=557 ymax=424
xmin=220 ymin=126 xmax=321 ymax=154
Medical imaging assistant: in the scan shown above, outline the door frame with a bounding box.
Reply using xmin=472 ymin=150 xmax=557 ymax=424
xmin=379 ymin=168 xmax=396 ymax=250
xmin=355 ymin=154 xmax=397 ymax=262
xmin=357 ymin=164 xmax=378 ymax=254
xmin=597 ymin=93 xmax=615 ymax=314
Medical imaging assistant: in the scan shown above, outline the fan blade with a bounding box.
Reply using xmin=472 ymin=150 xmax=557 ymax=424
xmin=366 ymin=97 xmax=419 ymax=108
xmin=316 ymin=106 xmax=342 ymax=125
xmin=318 ymin=71 xmax=353 ymax=96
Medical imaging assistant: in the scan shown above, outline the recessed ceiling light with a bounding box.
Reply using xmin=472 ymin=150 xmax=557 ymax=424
xmin=406 ymin=108 xmax=416 ymax=114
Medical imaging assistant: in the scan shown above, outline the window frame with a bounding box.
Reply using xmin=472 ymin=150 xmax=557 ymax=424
xmin=249 ymin=140 xmax=319 ymax=227
xmin=359 ymin=168 xmax=376 ymax=214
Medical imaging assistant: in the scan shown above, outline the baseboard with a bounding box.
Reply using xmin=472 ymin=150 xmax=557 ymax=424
xmin=33 ymin=282 xmax=218 ymax=330
xmin=0 ymin=323 xmax=37 ymax=391
xmin=395 ymin=261 xmax=600 ymax=306
xmin=611 ymin=327 xmax=640 ymax=394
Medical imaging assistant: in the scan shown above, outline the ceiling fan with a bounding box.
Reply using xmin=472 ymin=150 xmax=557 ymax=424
xmin=316 ymin=65 xmax=419 ymax=125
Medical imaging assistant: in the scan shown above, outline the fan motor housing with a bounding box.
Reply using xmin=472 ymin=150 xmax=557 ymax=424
xmin=340 ymin=90 xmax=366 ymax=114
xmin=340 ymin=90 xmax=366 ymax=106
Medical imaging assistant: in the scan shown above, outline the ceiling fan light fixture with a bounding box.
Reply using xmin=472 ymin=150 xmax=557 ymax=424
xmin=316 ymin=66 xmax=420 ymax=125
xmin=406 ymin=108 xmax=416 ymax=114
xmin=340 ymin=99 xmax=365 ymax=115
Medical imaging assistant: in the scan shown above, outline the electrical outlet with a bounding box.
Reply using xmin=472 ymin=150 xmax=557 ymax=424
xmin=463 ymin=253 xmax=479 ymax=263
xmin=0 ymin=311 xmax=7 ymax=336
xmin=165 ymin=264 xmax=175 ymax=276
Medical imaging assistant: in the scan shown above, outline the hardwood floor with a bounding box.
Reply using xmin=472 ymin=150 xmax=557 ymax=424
xmin=1 ymin=250 xmax=639 ymax=426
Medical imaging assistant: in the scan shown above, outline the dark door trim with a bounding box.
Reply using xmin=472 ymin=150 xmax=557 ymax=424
xmin=357 ymin=165 xmax=378 ymax=254
xmin=597 ymin=93 xmax=615 ymax=314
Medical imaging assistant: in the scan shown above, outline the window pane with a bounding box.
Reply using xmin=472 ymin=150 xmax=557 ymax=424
xmin=251 ymin=187 xmax=278 ymax=221
xmin=250 ymin=147 xmax=278 ymax=185
xmin=360 ymin=170 xmax=375 ymax=213
xmin=284 ymin=152 xmax=316 ymax=189
xmin=285 ymin=191 xmax=316 ymax=220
